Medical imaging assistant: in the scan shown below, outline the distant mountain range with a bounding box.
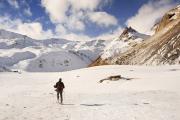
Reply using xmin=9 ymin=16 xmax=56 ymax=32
xmin=0 ymin=29 xmax=107 ymax=72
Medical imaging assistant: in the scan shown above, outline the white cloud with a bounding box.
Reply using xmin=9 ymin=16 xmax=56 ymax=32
xmin=60 ymin=33 xmax=91 ymax=41
xmin=24 ymin=7 xmax=32 ymax=16
xmin=41 ymin=0 xmax=87 ymax=32
xmin=0 ymin=15 xmax=21 ymax=30
xmin=0 ymin=15 xmax=53 ymax=39
xmin=0 ymin=14 xmax=120 ymax=41
xmin=88 ymin=11 xmax=118 ymax=27
xmin=7 ymin=0 xmax=19 ymax=9
xmin=41 ymin=0 xmax=117 ymax=32
xmin=69 ymin=0 xmax=101 ymax=11
xmin=41 ymin=0 xmax=69 ymax=23
xmin=1 ymin=0 xmax=119 ymax=41
xmin=0 ymin=15 xmax=90 ymax=41
xmin=16 ymin=22 xmax=53 ymax=39
xmin=126 ymin=0 xmax=176 ymax=34
xmin=94 ymin=26 xmax=123 ymax=40
xmin=25 ymin=0 xmax=118 ymax=40
xmin=55 ymin=24 xmax=67 ymax=35
xmin=66 ymin=14 xmax=85 ymax=31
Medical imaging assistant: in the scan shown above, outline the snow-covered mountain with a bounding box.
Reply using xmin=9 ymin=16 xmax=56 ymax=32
xmin=89 ymin=27 xmax=149 ymax=66
xmin=0 ymin=25 xmax=149 ymax=72
xmin=90 ymin=5 xmax=180 ymax=66
xmin=0 ymin=30 xmax=108 ymax=72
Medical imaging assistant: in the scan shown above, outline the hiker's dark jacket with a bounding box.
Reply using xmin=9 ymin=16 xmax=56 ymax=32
xmin=54 ymin=81 xmax=65 ymax=92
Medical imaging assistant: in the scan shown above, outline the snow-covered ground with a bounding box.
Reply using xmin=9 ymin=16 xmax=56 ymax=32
xmin=0 ymin=65 xmax=180 ymax=120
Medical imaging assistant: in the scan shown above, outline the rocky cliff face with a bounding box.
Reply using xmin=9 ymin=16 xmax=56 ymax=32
xmin=90 ymin=5 xmax=180 ymax=66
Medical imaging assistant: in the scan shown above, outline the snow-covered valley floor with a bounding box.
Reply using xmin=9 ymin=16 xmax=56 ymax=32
xmin=0 ymin=65 xmax=180 ymax=120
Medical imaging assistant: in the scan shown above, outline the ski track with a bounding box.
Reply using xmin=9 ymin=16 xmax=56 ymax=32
xmin=0 ymin=65 xmax=180 ymax=120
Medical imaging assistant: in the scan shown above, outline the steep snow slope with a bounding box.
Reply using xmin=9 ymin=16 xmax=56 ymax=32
xmin=0 ymin=65 xmax=180 ymax=120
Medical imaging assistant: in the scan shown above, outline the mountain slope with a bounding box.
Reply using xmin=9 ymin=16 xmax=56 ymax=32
xmin=89 ymin=27 xmax=149 ymax=66
xmin=90 ymin=5 xmax=180 ymax=66
xmin=115 ymin=21 xmax=180 ymax=65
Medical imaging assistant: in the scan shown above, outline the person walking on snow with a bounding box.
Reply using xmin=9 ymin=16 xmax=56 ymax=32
xmin=54 ymin=78 xmax=65 ymax=104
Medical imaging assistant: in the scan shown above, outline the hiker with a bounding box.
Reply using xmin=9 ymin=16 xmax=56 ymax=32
xmin=54 ymin=78 xmax=65 ymax=104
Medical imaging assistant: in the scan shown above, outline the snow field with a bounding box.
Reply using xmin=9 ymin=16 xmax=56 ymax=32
xmin=0 ymin=65 xmax=180 ymax=120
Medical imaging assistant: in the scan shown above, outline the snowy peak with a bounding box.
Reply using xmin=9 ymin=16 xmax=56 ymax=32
xmin=120 ymin=27 xmax=136 ymax=37
xmin=119 ymin=27 xmax=149 ymax=42
xmin=119 ymin=27 xmax=137 ymax=40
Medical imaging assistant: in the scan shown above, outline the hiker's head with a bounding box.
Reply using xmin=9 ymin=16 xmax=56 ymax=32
xmin=59 ymin=78 xmax=62 ymax=82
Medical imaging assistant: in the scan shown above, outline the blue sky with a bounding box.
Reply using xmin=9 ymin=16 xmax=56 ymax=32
xmin=0 ymin=0 xmax=179 ymax=40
